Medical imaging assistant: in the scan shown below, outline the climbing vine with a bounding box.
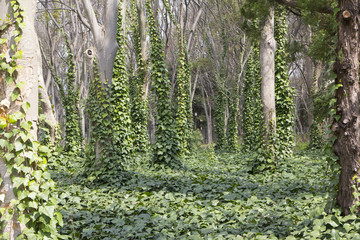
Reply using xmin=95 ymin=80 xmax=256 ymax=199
xmin=274 ymin=7 xmax=295 ymax=159
xmin=242 ymin=47 xmax=263 ymax=152
xmin=226 ymin=81 xmax=239 ymax=152
xmin=62 ymin=33 xmax=82 ymax=154
xmin=146 ymin=0 xmax=181 ymax=168
xmin=129 ymin=0 xmax=149 ymax=153
xmin=175 ymin=34 xmax=192 ymax=156
xmin=0 ymin=1 xmax=61 ymax=238
xmin=111 ymin=5 xmax=133 ymax=161
xmin=86 ymin=60 xmax=121 ymax=178
xmin=214 ymin=25 xmax=228 ymax=151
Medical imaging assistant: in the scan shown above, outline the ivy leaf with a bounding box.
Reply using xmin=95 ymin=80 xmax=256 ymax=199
xmin=22 ymin=102 xmax=30 ymax=113
xmin=39 ymin=205 xmax=55 ymax=218
xmin=0 ymin=117 xmax=7 ymax=129
xmin=0 ymin=139 xmax=9 ymax=149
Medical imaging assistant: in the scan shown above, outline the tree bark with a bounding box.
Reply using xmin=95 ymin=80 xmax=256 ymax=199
xmin=260 ymin=6 xmax=276 ymax=140
xmin=1 ymin=0 xmax=41 ymax=237
xmin=80 ymin=0 xmax=120 ymax=86
xmin=333 ymin=0 xmax=360 ymax=215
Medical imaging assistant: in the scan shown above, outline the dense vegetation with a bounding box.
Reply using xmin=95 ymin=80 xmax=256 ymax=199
xmin=50 ymin=146 xmax=360 ymax=239
xmin=2 ymin=0 xmax=360 ymax=239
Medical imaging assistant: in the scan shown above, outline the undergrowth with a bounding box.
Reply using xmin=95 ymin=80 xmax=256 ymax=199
xmin=48 ymin=149 xmax=360 ymax=239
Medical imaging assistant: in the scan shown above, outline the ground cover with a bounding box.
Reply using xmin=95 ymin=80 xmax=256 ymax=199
xmin=49 ymin=149 xmax=360 ymax=239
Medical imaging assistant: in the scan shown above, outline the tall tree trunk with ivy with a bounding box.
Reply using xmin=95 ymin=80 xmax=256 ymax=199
xmin=226 ymin=81 xmax=239 ymax=151
xmin=130 ymin=0 xmax=149 ymax=153
xmin=274 ymin=7 xmax=295 ymax=159
xmin=176 ymin=39 xmax=191 ymax=156
xmin=0 ymin=1 xmax=61 ymax=238
xmin=242 ymin=47 xmax=263 ymax=152
xmin=146 ymin=0 xmax=181 ymax=167
xmin=332 ymin=0 xmax=360 ymax=215
xmin=260 ymin=6 xmax=277 ymax=163
xmin=62 ymin=36 xmax=82 ymax=154
xmin=214 ymin=23 xmax=228 ymax=151
xmin=111 ymin=4 xmax=133 ymax=161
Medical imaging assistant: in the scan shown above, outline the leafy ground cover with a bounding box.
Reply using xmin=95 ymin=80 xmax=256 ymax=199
xmin=49 ymin=149 xmax=360 ymax=239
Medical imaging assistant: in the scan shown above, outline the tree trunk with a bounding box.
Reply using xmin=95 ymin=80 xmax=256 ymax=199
xmin=260 ymin=6 xmax=277 ymax=141
xmin=333 ymin=0 xmax=360 ymax=215
xmin=1 ymin=0 xmax=41 ymax=237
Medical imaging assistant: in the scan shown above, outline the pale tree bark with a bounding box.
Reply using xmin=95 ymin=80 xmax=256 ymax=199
xmin=332 ymin=0 xmax=360 ymax=215
xmin=1 ymin=0 xmax=42 ymax=238
xmin=260 ymin=6 xmax=276 ymax=140
xmin=79 ymin=0 xmax=120 ymax=86
xmin=135 ymin=0 xmax=150 ymax=100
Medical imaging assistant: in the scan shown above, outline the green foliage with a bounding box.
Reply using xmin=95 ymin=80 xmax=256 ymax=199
xmin=175 ymin=36 xmax=192 ymax=156
xmin=50 ymin=146 xmax=351 ymax=239
xmin=111 ymin=5 xmax=133 ymax=160
xmin=214 ymin=21 xmax=228 ymax=151
xmin=274 ymin=7 xmax=295 ymax=159
xmin=0 ymin=1 xmax=61 ymax=238
xmin=62 ymin=33 xmax=82 ymax=154
xmin=85 ymin=61 xmax=122 ymax=179
xmin=146 ymin=0 xmax=181 ymax=168
xmin=214 ymin=84 xmax=227 ymax=151
xmin=242 ymin=47 xmax=263 ymax=152
xmin=129 ymin=0 xmax=149 ymax=153
xmin=226 ymin=82 xmax=239 ymax=152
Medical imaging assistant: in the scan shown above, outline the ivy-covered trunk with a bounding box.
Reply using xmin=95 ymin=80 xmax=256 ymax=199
xmin=146 ymin=0 xmax=181 ymax=167
xmin=274 ymin=7 xmax=295 ymax=159
xmin=242 ymin=47 xmax=263 ymax=152
xmin=111 ymin=4 xmax=133 ymax=161
xmin=130 ymin=0 xmax=149 ymax=153
xmin=0 ymin=1 xmax=61 ymax=238
xmin=332 ymin=0 xmax=360 ymax=215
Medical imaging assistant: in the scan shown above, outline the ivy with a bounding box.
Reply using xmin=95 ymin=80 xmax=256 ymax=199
xmin=175 ymin=34 xmax=192 ymax=156
xmin=274 ymin=6 xmax=295 ymax=160
xmin=146 ymin=0 xmax=181 ymax=168
xmin=214 ymin=26 xmax=228 ymax=151
xmin=241 ymin=46 xmax=263 ymax=152
xmin=129 ymin=0 xmax=149 ymax=153
xmin=0 ymin=1 xmax=61 ymax=238
xmin=226 ymin=81 xmax=239 ymax=152
xmin=86 ymin=60 xmax=121 ymax=179
xmin=111 ymin=4 xmax=133 ymax=161
xmin=62 ymin=32 xmax=82 ymax=155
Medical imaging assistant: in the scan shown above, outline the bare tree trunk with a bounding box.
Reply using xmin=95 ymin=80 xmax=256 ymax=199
xmin=80 ymin=0 xmax=120 ymax=86
xmin=260 ymin=6 xmax=276 ymax=140
xmin=1 ymin=0 xmax=41 ymax=237
xmin=333 ymin=0 xmax=360 ymax=215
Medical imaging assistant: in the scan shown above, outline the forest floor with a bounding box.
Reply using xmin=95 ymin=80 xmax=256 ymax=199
xmin=49 ymin=148 xmax=360 ymax=239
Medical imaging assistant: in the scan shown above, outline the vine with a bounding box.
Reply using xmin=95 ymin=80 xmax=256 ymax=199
xmin=175 ymin=33 xmax=191 ymax=156
xmin=0 ymin=1 xmax=61 ymax=238
xmin=129 ymin=0 xmax=149 ymax=153
xmin=111 ymin=4 xmax=133 ymax=161
xmin=86 ymin=60 xmax=121 ymax=179
xmin=146 ymin=0 xmax=181 ymax=168
xmin=214 ymin=25 xmax=228 ymax=151
xmin=241 ymin=46 xmax=263 ymax=152
xmin=274 ymin=6 xmax=295 ymax=160
xmin=62 ymin=32 xmax=82 ymax=155
xmin=226 ymin=81 xmax=239 ymax=152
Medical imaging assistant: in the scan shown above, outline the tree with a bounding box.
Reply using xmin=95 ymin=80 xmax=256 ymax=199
xmin=332 ymin=0 xmax=360 ymax=215
xmin=0 ymin=1 xmax=60 ymax=238
xmin=260 ymin=5 xmax=277 ymax=158
xmin=146 ymin=0 xmax=181 ymax=167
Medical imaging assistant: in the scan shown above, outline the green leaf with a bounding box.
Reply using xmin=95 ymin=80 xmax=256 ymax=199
xmin=22 ymin=102 xmax=30 ymax=113
xmin=39 ymin=205 xmax=55 ymax=218
xmin=0 ymin=117 xmax=7 ymax=129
